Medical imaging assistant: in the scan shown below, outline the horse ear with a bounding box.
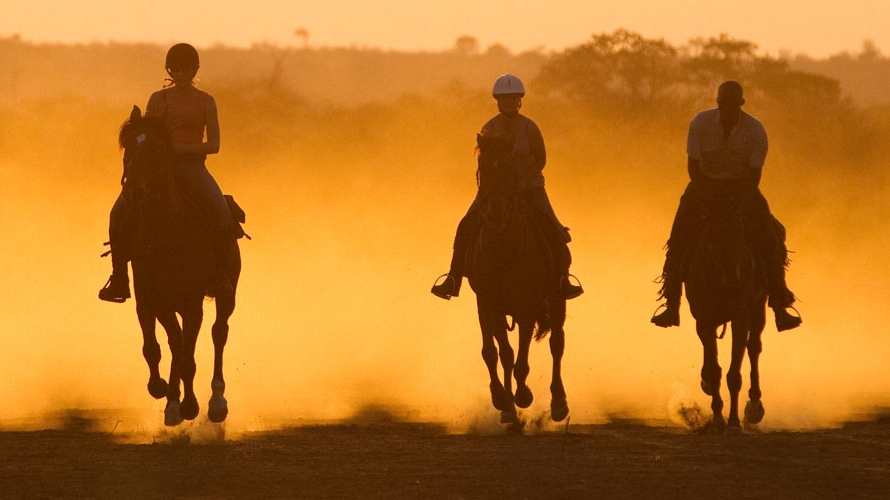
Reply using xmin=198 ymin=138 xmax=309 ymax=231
xmin=130 ymin=105 xmax=141 ymax=121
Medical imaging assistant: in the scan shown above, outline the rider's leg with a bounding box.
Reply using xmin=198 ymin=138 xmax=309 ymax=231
xmin=526 ymin=187 xmax=582 ymax=299
xmin=99 ymin=193 xmax=131 ymax=303
xmin=432 ymin=197 xmax=482 ymax=300
xmin=652 ymin=184 xmax=698 ymax=327
xmin=181 ymin=162 xmax=236 ymax=298
xmin=750 ymin=194 xmax=801 ymax=331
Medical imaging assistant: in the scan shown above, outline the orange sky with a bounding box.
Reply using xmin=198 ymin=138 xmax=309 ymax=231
xmin=3 ymin=0 xmax=888 ymax=57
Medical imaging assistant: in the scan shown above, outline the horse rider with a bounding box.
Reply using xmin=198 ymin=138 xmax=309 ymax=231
xmin=651 ymin=80 xmax=802 ymax=332
xmin=431 ymin=73 xmax=584 ymax=301
xmin=98 ymin=42 xmax=236 ymax=302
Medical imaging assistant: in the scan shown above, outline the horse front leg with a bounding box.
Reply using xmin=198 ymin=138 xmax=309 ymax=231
xmin=157 ymin=312 xmax=184 ymax=426
xmin=549 ymin=324 xmax=569 ymax=422
xmin=478 ymin=298 xmax=516 ymax=423
xmin=512 ymin=320 xmax=534 ymax=410
xmin=697 ymin=321 xmax=724 ymax=431
xmin=548 ymin=299 xmax=568 ymax=422
xmin=136 ymin=303 xmax=167 ymax=399
xmin=177 ymin=305 xmax=203 ymax=421
xmin=208 ymin=292 xmax=235 ymax=423
xmin=745 ymin=305 xmax=767 ymax=427
xmin=726 ymin=322 xmax=751 ymax=432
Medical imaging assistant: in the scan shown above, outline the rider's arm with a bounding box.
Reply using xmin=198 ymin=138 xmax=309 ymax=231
xmin=749 ymin=167 xmax=762 ymax=187
xmin=687 ymin=156 xmax=706 ymax=183
xmin=527 ymin=121 xmax=546 ymax=173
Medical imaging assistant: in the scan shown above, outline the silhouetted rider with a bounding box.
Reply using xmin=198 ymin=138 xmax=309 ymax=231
xmin=652 ymin=81 xmax=802 ymax=332
xmin=431 ymin=74 xmax=583 ymax=301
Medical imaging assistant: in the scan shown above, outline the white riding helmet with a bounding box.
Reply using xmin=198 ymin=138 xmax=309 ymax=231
xmin=492 ymin=74 xmax=525 ymax=97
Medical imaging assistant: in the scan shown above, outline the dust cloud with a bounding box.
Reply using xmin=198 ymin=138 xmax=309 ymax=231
xmin=1 ymin=38 xmax=888 ymax=436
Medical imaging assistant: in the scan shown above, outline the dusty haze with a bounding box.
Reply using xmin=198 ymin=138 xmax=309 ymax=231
xmin=1 ymin=37 xmax=888 ymax=436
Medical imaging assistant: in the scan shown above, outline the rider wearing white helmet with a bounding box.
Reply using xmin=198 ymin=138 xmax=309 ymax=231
xmin=431 ymin=74 xmax=583 ymax=301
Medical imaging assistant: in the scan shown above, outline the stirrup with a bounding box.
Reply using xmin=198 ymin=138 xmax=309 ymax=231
xmin=431 ymin=273 xmax=458 ymax=300
xmin=774 ymin=305 xmax=802 ymax=332
xmin=651 ymin=303 xmax=680 ymax=328
xmin=559 ymin=274 xmax=584 ymax=300
xmin=98 ymin=275 xmax=129 ymax=303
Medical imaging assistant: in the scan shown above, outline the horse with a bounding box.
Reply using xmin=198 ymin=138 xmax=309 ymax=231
xmin=465 ymin=132 xmax=569 ymax=426
xmin=117 ymin=105 xmax=241 ymax=426
xmin=681 ymin=182 xmax=768 ymax=433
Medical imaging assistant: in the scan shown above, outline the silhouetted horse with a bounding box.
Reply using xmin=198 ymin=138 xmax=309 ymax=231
xmin=117 ymin=106 xmax=241 ymax=426
xmin=682 ymin=182 xmax=768 ymax=432
xmin=466 ymin=132 xmax=569 ymax=426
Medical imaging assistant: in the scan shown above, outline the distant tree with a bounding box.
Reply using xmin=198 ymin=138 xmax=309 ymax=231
xmin=484 ymin=43 xmax=512 ymax=58
xmin=294 ymin=28 xmax=310 ymax=48
xmin=454 ymin=36 xmax=479 ymax=56
xmin=534 ymin=29 xmax=681 ymax=113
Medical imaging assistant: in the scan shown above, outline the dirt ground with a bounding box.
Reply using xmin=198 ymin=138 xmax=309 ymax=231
xmin=1 ymin=412 xmax=888 ymax=500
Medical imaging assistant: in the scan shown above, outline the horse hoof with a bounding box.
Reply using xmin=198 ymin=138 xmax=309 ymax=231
xmin=724 ymin=424 xmax=743 ymax=436
xmin=164 ymin=401 xmax=183 ymax=427
xmin=489 ymin=382 xmax=512 ymax=412
xmin=180 ymin=395 xmax=199 ymax=421
xmin=208 ymin=392 xmax=229 ymax=423
xmin=711 ymin=414 xmax=726 ymax=433
xmin=744 ymin=399 xmax=765 ymax=425
xmin=515 ymin=386 xmax=534 ymax=409
xmin=500 ymin=410 xmax=519 ymax=425
xmin=551 ymin=399 xmax=569 ymax=422
xmin=147 ymin=377 xmax=168 ymax=399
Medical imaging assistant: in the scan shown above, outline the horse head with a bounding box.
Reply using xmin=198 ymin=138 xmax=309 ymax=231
xmin=119 ymin=105 xmax=174 ymax=197
xmin=476 ymin=131 xmax=520 ymax=194
xmin=684 ymin=185 xmax=765 ymax=324
xmin=118 ymin=105 xmax=186 ymax=257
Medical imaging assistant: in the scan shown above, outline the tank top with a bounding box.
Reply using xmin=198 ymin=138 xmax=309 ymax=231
xmin=158 ymin=87 xmax=208 ymax=145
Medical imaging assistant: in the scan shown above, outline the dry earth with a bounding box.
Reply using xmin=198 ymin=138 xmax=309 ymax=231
xmin=1 ymin=411 xmax=888 ymax=499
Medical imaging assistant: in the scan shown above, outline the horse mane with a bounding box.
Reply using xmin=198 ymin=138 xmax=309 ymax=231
xmin=475 ymin=131 xmax=520 ymax=194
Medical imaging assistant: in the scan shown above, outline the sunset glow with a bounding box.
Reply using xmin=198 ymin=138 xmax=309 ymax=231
xmin=3 ymin=0 xmax=888 ymax=57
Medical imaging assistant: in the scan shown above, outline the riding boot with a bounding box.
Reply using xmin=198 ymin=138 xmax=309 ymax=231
xmin=98 ymin=231 xmax=131 ymax=303
xmin=554 ymin=243 xmax=583 ymax=300
xmin=760 ymin=213 xmax=802 ymax=332
xmin=767 ymin=263 xmax=802 ymax=332
xmin=558 ymin=274 xmax=584 ymax=300
xmin=432 ymin=212 xmax=481 ymax=300
xmin=431 ymin=245 xmax=464 ymax=300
